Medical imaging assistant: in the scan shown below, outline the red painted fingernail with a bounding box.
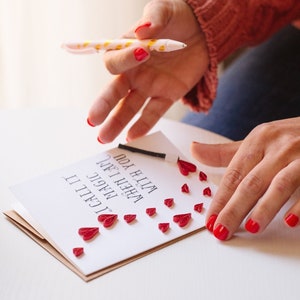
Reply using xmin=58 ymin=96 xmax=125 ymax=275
xmin=285 ymin=213 xmax=299 ymax=227
xmin=213 ymin=224 xmax=229 ymax=241
xmin=245 ymin=218 xmax=260 ymax=233
xmin=97 ymin=136 xmax=105 ymax=144
xmin=206 ymin=214 xmax=217 ymax=232
xmin=134 ymin=22 xmax=151 ymax=33
xmin=87 ymin=118 xmax=95 ymax=127
xmin=134 ymin=48 xmax=149 ymax=61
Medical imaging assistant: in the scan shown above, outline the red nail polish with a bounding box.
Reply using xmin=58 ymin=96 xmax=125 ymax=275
xmin=87 ymin=118 xmax=95 ymax=127
xmin=134 ymin=22 xmax=151 ymax=33
xmin=97 ymin=136 xmax=105 ymax=144
xmin=245 ymin=218 xmax=260 ymax=233
xmin=285 ymin=213 xmax=299 ymax=227
xmin=213 ymin=224 xmax=229 ymax=241
xmin=134 ymin=48 xmax=149 ymax=61
xmin=206 ymin=214 xmax=217 ymax=232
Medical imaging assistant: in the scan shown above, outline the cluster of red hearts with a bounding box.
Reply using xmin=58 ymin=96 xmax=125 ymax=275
xmin=72 ymin=203 xmax=205 ymax=258
xmin=73 ymin=160 xmax=212 ymax=258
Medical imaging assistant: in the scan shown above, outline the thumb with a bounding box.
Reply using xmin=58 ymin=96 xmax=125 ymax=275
xmin=133 ymin=1 xmax=172 ymax=39
xmin=190 ymin=141 xmax=242 ymax=167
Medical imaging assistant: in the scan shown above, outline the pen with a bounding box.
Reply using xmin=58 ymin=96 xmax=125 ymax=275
xmin=62 ymin=39 xmax=187 ymax=54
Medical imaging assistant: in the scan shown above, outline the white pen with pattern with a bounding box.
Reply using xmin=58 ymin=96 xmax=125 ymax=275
xmin=62 ymin=39 xmax=187 ymax=54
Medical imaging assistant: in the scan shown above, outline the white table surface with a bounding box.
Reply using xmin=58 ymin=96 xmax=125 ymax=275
xmin=1 ymin=108 xmax=300 ymax=300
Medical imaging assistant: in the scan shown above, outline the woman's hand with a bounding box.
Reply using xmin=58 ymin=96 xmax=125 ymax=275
xmin=191 ymin=117 xmax=300 ymax=240
xmin=87 ymin=0 xmax=209 ymax=143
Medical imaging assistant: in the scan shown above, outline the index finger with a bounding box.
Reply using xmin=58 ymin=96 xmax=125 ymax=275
xmin=87 ymin=74 xmax=130 ymax=126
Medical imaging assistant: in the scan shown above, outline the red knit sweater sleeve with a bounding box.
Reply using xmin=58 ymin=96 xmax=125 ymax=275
xmin=182 ymin=0 xmax=300 ymax=112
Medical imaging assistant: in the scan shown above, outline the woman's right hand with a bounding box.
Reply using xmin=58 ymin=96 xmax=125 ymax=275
xmin=87 ymin=0 xmax=209 ymax=143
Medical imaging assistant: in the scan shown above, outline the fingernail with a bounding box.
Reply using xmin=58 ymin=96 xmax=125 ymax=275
xmin=285 ymin=213 xmax=299 ymax=227
xmin=245 ymin=218 xmax=260 ymax=233
xmin=87 ymin=118 xmax=95 ymax=127
xmin=134 ymin=22 xmax=151 ymax=33
xmin=97 ymin=136 xmax=105 ymax=144
xmin=213 ymin=224 xmax=229 ymax=241
xmin=134 ymin=48 xmax=149 ymax=61
xmin=206 ymin=214 xmax=218 ymax=232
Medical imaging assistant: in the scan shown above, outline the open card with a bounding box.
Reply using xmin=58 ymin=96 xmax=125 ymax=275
xmin=4 ymin=131 xmax=216 ymax=281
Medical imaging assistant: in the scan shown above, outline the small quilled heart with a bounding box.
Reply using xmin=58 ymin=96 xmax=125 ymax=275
xmin=203 ymin=187 xmax=212 ymax=196
xmin=73 ymin=247 xmax=84 ymax=257
xmin=194 ymin=203 xmax=204 ymax=213
xmin=146 ymin=207 xmax=156 ymax=217
xmin=181 ymin=183 xmax=190 ymax=193
xmin=177 ymin=159 xmax=197 ymax=176
xmin=173 ymin=213 xmax=192 ymax=227
xmin=158 ymin=223 xmax=170 ymax=233
xmin=124 ymin=214 xmax=137 ymax=224
xmin=199 ymin=171 xmax=207 ymax=181
xmin=78 ymin=227 xmax=99 ymax=241
xmin=98 ymin=214 xmax=118 ymax=228
xmin=164 ymin=198 xmax=174 ymax=208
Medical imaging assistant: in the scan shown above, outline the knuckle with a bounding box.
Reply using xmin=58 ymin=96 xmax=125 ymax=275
xmin=252 ymin=122 xmax=276 ymax=137
xmin=240 ymin=174 xmax=264 ymax=196
xmin=255 ymin=202 xmax=273 ymax=220
xmin=218 ymin=206 xmax=245 ymax=233
xmin=279 ymin=136 xmax=300 ymax=157
xmin=222 ymin=207 xmax=241 ymax=222
xmin=241 ymin=150 xmax=264 ymax=163
xmin=222 ymin=169 xmax=243 ymax=192
xmin=104 ymin=59 xmax=119 ymax=75
xmin=273 ymin=173 xmax=294 ymax=195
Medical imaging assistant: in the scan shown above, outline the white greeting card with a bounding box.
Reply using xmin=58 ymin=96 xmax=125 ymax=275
xmin=5 ymin=132 xmax=216 ymax=281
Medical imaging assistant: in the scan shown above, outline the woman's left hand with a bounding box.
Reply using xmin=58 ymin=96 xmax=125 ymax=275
xmin=191 ymin=117 xmax=300 ymax=240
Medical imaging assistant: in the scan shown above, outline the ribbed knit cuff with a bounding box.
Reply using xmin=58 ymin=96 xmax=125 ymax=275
xmin=182 ymin=0 xmax=244 ymax=112
xmin=182 ymin=0 xmax=300 ymax=112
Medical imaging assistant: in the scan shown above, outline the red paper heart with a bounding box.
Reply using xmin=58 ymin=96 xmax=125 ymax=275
xmin=73 ymin=247 xmax=84 ymax=257
xmin=146 ymin=207 xmax=156 ymax=217
xmin=203 ymin=187 xmax=212 ymax=197
xmin=177 ymin=161 xmax=189 ymax=176
xmin=164 ymin=198 xmax=174 ymax=208
xmin=173 ymin=213 xmax=192 ymax=227
xmin=158 ymin=223 xmax=170 ymax=233
xmin=124 ymin=214 xmax=137 ymax=224
xmin=181 ymin=183 xmax=190 ymax=193
xmin=177 ymin=159 xmax=197 ymax=176
xmin=194 ymin=203 xmax=204 ymax=213
xmin=199 ymin=171 xmax=207 ymax=182
xmin=78 ymin=227 xmax=99 ymax=241
xmin=98 ymin=214 xmax=118 ymax=228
